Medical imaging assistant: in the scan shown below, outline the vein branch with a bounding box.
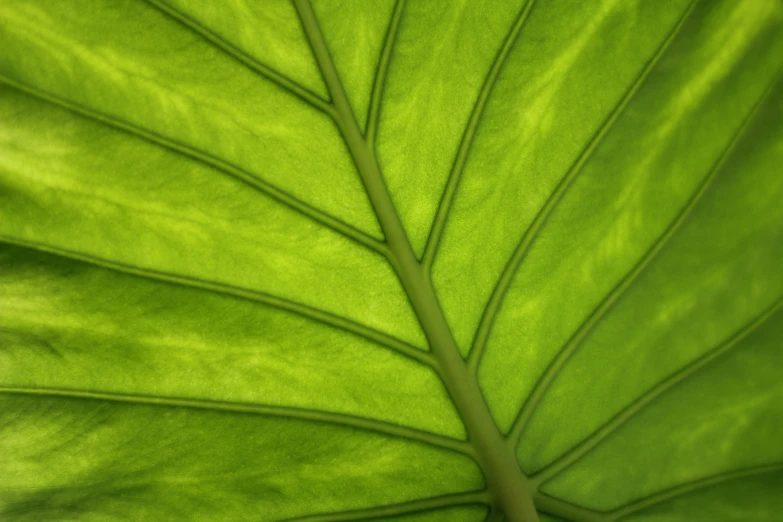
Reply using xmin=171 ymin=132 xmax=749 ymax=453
xmin=0 ymin=387 xmax=473 ymax=456
xmin=466 ymin=0 xmax=697 ymax=376
xmin=507 ymin=62 xmax=778 ymax=447
xmin=281 ymin=491 xmax=489 ymax=522
xmin=365 ymin=0 xmax=406 ymax=147
xmin=532 ymin=296 xmax=783 ymax=486
xmin=0 ymin=236 xmax=431 ymax=368
xmin=533 ymin=493 xmax=608 ymax=522
xmin=142 ymin=0 xmax=336 ymax=117
xmin=422 ymin=0 xmax=537 ymax=271
xmin=293 ymin=2 xmax=539 ymax=520
xmin=0 ymin=76 xmax=386 ymax=257
xmin=607 ymin=464 xmax=783 ymax=521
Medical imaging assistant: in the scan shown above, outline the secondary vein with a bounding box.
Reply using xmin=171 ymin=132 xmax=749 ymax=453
xmin=0 ymin=236 xmax=432 ymax=368
xmin=533 ymin=493 xmax=608 ymax=522
xmin=143 ymin=0 xmax=335 ymax=117
xmin=0 ymin=76 xmax=387 ymax=257
xmin=506 ymin=63 xmax=778 ymax=447
xmin=532 ymin=296 xmax=783 ymax=486
xmin=365 ymin=0 xmax=407 ymax=147
xmin=0 ymin=387 xmax=473 ymax=456
xmin=466 ymin=0 xmax=698 ymax=376
xmin=422 ymin=0 xmax=537 ymax=271
xmin=607 ymin=464 xmax=783 ymax=521
xmin=293 ymin=2 xmax=540 ymax=520
xmin=280 ymin=491 xmax=489 ymax=522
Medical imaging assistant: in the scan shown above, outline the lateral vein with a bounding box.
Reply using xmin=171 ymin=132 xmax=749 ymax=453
xmin=293 ymin=1 xmax=541 ymax=520
xmin=280 ymin=491 xmax=489 ymax=522
xmin=422 ymin=0 xmax=537 ymax=270
xmin=0 ymin=387 xmax=473 ymax=456
xmin=607 ymin=464 xmax=783 ymax=521
xmin=142 ymin=0 xmax=335 ymax=117
xmin=533 ymin=493 xmax=608 ymax=522
xmin=365 ymin=0 xmax=407 ymax=146
xmin=532 ymin=296 xmax=783 ymax=485
xmin=0 ymin=76 xmax=386 ymax=257
xmin=466 ymin=0 xmax=698 ymax=376
xmin=0 ymin=236 xmax=432 ymax=368
xmin=507 ymin=63 xmax=780 ymax=447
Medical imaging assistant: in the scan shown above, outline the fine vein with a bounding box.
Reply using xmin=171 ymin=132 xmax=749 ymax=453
xmin=365 ymin=0 xmax=406 ymax=146
xmin=466 ymin=0 xmax=697 ymax=375
xmin=608 ymin=464 xmax=783 ymax=521
xmin=507 ymin=63 xmax=777 ymax=447
xmin=0 ymin=236 xmax=432 ymax=368
xmin=143 ymin=0 xmax=335 ymax=117
xmin=532 ymin=296 xmax=783 ymax=485
xmin=422 ymin=0 xmax=537 ymax=270
xmin=0 ymin=387 xmax=472 ymax=456
xmin=294 ymin=2 xmax=540 ymax=520
xmin=0 ymin=76 xmax=386 ymax=257
xmin=281 ymin=491 xmax=489 ymax=522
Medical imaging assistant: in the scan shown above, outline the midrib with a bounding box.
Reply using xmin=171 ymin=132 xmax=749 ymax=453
xmin=293 ymin=1 xmax=539 ymax=520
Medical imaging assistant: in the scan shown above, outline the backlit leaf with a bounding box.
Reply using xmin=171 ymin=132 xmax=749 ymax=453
xmin=1 ymin=0 xmax=782 ymax=521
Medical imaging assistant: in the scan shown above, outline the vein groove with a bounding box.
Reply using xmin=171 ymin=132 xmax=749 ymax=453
xmin=484 ymin=506 xmax=505 ymax=522
xmin=365 ymin=0 xmax=406 ymax=147
xmin=142 ymin=0 xmax=335 ymax=116
xmin=507 ymin=63 xmax=779 ymax=447
xmin=466 ymin=0 xmax=697 ymax=375
xmin=607 ymin=464 xmax=783 ymax=521
xmin=0 ymin=387 xmax=473 ymax=456
xmin=280 ymin=491 xmax=489 ymax=521
xmin=422 ymin=0 xmax=537 ymax=270
xmin=532 ymin=296 xmax=783 ymax=485
xmin=0 ymin=76 xmax=386 ymax=256
xmin=0 ymin=236 xmax=432 ymax=367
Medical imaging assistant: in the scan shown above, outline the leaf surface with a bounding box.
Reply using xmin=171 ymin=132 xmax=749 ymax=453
xmin=1 ymin=0 xmax=782 ymax=521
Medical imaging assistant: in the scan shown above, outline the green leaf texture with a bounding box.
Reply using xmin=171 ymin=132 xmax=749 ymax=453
xmin=1 ymin=0 xmax=782 ymax=521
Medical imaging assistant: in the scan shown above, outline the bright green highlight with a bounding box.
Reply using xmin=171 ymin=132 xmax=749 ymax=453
xmin=1 ymin=0 xmax=782 ymax=521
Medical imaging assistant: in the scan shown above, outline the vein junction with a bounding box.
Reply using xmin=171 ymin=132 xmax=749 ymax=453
xmin=288 ymin=1 xmax=781 ymax=520
xmin=2 ymin=0 xmax=777 ymax=521
xmin=293 ymin=1 xmax=540 ymax=521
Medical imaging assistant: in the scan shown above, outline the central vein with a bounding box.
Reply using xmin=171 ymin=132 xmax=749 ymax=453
xmin=293 ymin=1 xmax=539 ymax=520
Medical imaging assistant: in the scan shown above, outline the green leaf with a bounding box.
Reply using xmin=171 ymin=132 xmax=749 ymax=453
xmin=1 ymin=0 xmax=781 ymax=521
